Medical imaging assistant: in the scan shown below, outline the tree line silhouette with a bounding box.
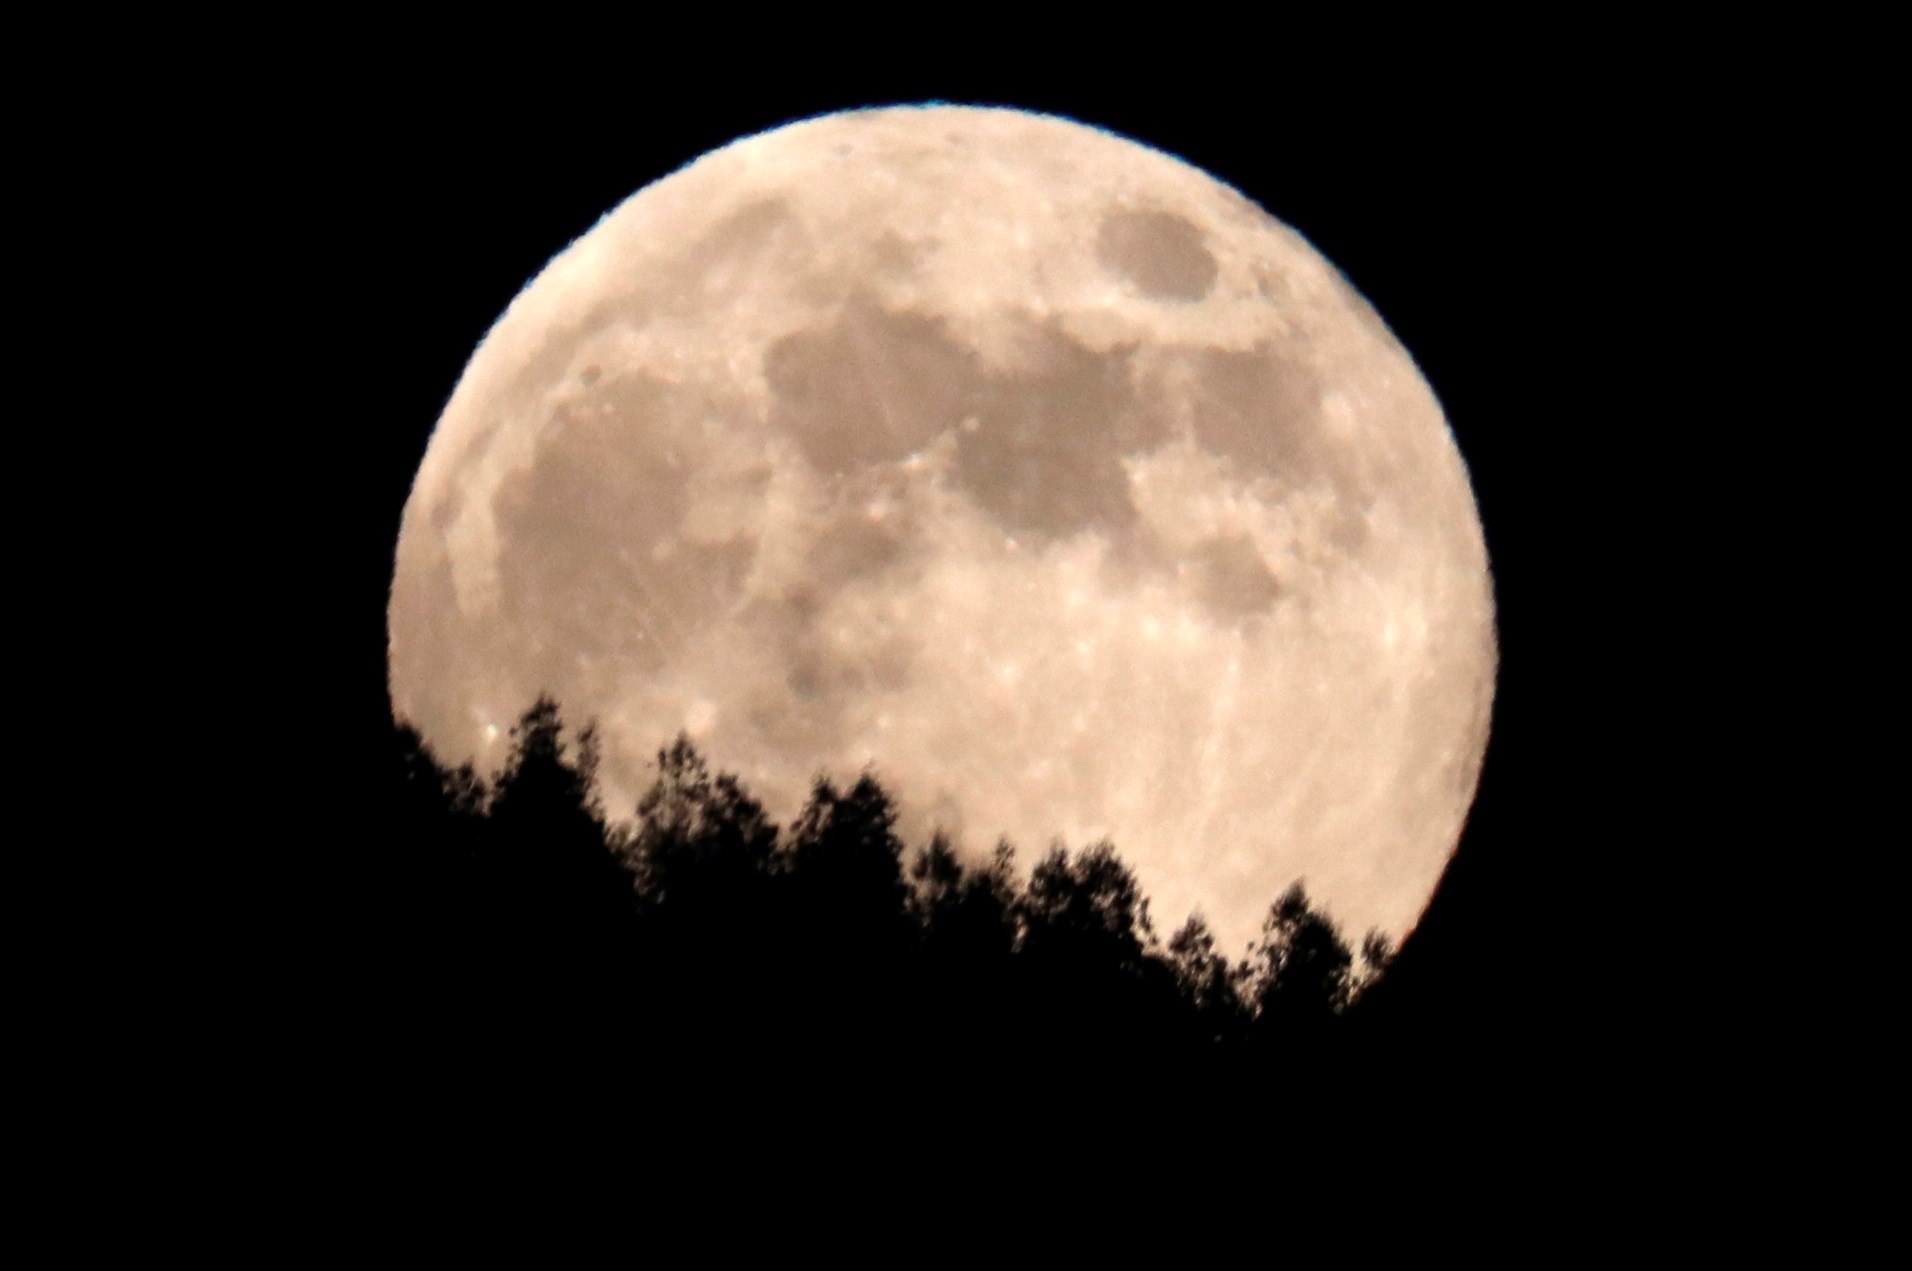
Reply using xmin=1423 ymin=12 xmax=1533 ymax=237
xmin=370 ymin=696 xmax=1398 ymax=1085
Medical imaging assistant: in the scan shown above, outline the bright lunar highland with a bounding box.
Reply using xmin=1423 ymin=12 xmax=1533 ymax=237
xmin=389 ymin=105 xmax=1497 ymax=956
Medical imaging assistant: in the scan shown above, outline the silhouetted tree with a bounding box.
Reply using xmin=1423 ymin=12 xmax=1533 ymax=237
xmin=908 ymin=832 xmax=964 ymax=925
xmin=628 ymin=733 xmax=779 ymax=910
xmin=471 ymin=698 xmax=637 ymax=1015
xmin=365 ymin=697 xmax=1404 ymax=1086
xmin=1352 ymin=930 xmax=1395 ymax=1004
xmin=1168 ymin=913 xmax=1250 ymax=1043
xmin=1246 ymin=882 xmax=1355 ymax=1033
xmin=374 ymin=722 xmax=489 ymax=1007
xmin=906 ymin=835 xmax=1024 ymax=1053
xmin=911 ymin=836 xmax=1019 ymax=960
xmin=777 ymin=771 xmax=912 ymax=1040
xmin=1013 ymin=840 xmax=1184 ymax=1057
xmin=390 ymin=723 xmax=485 ymax=828
xmin=487 ymin=697 xmax=602 ymax=833
xmin=386 ymin=721 xmax=487 ymax=882
xmin=1020 ymin=839 xmax=1154 ymax=970
xmin=785 ymin=772 xmax=909 ymax=927
xmin=620 ymin=734 xmax=789 ymax=1040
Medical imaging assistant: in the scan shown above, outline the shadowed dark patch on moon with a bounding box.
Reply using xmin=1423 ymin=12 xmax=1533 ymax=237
xmin=1184 ymin=533 xmax=1283 ymax=620
xmin=765 ymin=296 xmax=977 ymax=475
xmin=428 ymin=200 xmax=806 ymax=551
xmin=807 ymin=510 xmax=910 ymax=586
xmin=489 ymin=371 xmax=756 ymax=689
xmin=722 ymin=493 xmax=930 ymax=753
xmin=743 ymin=681 xmax=843 ymax=759
xmin=1185 ymin=343 xmax=1324 ymax=476
xmin=784 ymin=506 xmax=923 ymax=707
xmin=671 ymin=199 xmax=802 ymax=309
xmin=518 ymin=199 xmax=803 ymax=405
xmin=735 ymin=585 xmax=913 ymax=761
xmin=956 ymin=326 xmax=1161 ymax=540
xmin=1182 ymin=343 xmax=1380 ymax=550
xmin=427 ymin=469 xmax=469 ymax=537
xmin=869 ymin=231 xmax=933 ymax=277
xmin=1096 ymin=209 xmax=1218 ymax=301
xmin=763 ymin=299 xmax=1162 ymax=545
xmin=1327 ymin=503 xmax=1373 ymax=554
xmin=788 ymin=626 xmax=914 ymax=701
xmin=663 ymin=535 xmax=759 ymax=599
xmin=579 ymin=370 xmax=678 ymax=435
xmin=734 ymin=590 xmax=822 ymax=705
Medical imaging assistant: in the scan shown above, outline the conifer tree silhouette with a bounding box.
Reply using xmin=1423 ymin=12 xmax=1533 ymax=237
xmin=372 ymin=697 xmax=1404 ymax=1080
xmin=1246 ymin=882 xmax=1354 ymax=1034
xmin=780 ymin=772 xmax=912 ymax=1040
xmin=1168 ymin=913 xmax=1250 ymax=1043
xmin=473 ymin=697 xmax=636 ymax=1022
xmin=629 ymin=733 xmax=778 ymax=911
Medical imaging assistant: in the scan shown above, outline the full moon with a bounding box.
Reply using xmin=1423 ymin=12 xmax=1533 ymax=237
xmin=389 ymin=105 xmax=1496 ymax=956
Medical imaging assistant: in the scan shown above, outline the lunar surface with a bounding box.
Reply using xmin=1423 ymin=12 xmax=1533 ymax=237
xmin=389 ymin=105 xmax=1496 ymax=955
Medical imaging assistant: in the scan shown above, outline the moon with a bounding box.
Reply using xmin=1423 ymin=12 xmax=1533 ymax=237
xmin=388 ymin=105 xmax=1496 ymax=956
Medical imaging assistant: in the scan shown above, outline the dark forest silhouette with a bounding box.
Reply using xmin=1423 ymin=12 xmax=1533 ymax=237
xmin=371 ymin=696 xmax=1402 ymax=1083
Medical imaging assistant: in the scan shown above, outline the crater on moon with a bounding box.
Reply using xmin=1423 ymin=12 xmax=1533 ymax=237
xmin=388 ymin=105 xmax=1497 ymax=957
xmin=1096 ymin=208 xmax=1219 ymax=301
xmin=1183 ymin=533 xmax=1283 ymax=621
